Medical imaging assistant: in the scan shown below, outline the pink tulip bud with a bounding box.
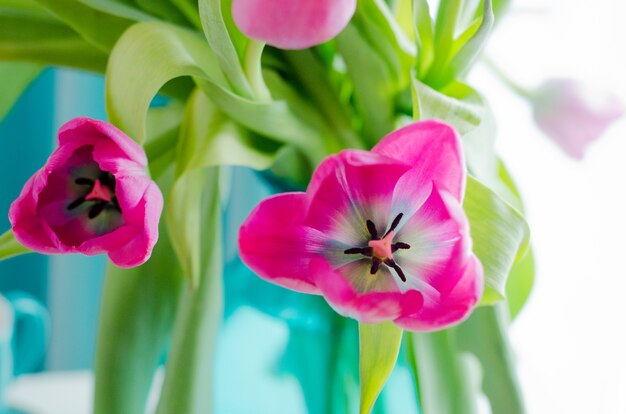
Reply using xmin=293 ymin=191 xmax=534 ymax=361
xmin=232 ymin=0 xmax=357 ymax=49
xmin=532 ymin=79 xmax=624 ymax=159
xmin=9 ymin=117 xmax=163 ymax=268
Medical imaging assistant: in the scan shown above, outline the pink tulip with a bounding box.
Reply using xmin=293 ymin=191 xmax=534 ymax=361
xmin=239 ymin=121 xmax=483 ymax=332
xmin=9 ymin=117 xmax=163 ymax=268
xmin=232 ymin=0 xmax=357 ymax=49
xmin=533 ymin=79 xmax=624 ymax=159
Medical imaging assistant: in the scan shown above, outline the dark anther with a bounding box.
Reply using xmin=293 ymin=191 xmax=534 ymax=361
xmin=99 ymin=171 xmax=116 ymax=190
xmin=370 ymin=258 xmax=382 ymax=274
xmin=385 ymin=213 xmax=404 ymax=236
xmin=67 ymin=196 xmax=86 ymax=210
xmin=88 ymin=202 xmax=106 ymax=219
xmin=392 ymin=242 xmax=411 ymax=252
xmin=344 ymin=247 xmax=372 ymax=256
xmin=75 ymin=178 xmax=94 ymax=186
xmin=366 ymin=220 xmax=379 ymax=240
xmin=384 ymin=259 xmax=407 ymax=282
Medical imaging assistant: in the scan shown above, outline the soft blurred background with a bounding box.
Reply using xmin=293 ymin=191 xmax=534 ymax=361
xmin=1 ymin=0 xmax=625 ymax=413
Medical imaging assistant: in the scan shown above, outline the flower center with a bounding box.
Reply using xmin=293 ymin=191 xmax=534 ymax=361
xmin=68 ymin=171 xmax=122 ymax=219
xmin=343 ymin=213 xmax=411 ymax=282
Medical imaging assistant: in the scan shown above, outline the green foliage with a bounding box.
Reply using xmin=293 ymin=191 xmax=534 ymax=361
xmin=465 ymin=177 xmax=529 ymax=304
xmin=0 ymin=230 xmax=30 ymax=261
xmin=156 ymin=168 xmax=223 ymax=414
xmin=409 ymin=329 xmax=481 ymax=414
xmin=457 ymin=305 xmax=527 ymax=414
xmin=94 ymin=194 xmax=183 ymax=414
xmin=0 ymin=61 xmax=41 ymax=121
xmin=359 ymin=322 xmax=403 ymax=414
xmin=0 ymin=4 xmax=108 ymax=71
xmin=32 ymin=0 xmax=138 ymax=52
xmin=105 ymin=21 xmax=227 ymax=143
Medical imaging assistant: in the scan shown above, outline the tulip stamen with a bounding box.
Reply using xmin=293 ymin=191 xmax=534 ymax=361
xmin=343 ymin=216 xmax=411 ymax=282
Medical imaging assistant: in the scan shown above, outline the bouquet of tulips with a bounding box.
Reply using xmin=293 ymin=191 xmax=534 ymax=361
xmin=0 ymin=0 xmax=621 ymax=413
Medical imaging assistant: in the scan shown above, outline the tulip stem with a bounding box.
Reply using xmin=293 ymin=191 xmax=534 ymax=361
xmin=244 ymin=40 xmax=272 ymax=101
xmin=0 ymin=230 xmax=30 ymax=261
xmin=482 ymin=56 xmax=536 ymax=100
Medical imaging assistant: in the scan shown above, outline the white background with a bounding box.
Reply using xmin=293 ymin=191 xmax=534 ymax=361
xmin=472 ymin=0 xmax=626 ymax=412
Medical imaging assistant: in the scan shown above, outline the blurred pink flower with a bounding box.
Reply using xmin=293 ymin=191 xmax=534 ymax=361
xmin=9 ymin=117 xmax=163 ymax=268
xmin=232 ymin=0 xmax=356 ymax=49
xmin=239 ymin=121 xmax=483 ymax=332
xmin=533 ymin=79 xmax=624 ymax=159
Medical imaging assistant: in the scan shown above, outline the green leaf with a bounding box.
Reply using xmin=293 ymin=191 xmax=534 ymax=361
xmin=94 ymin=195 xmax=183 ymax=414
xmin=156 ymin=168 xmax=223 ymax=414
xmin=0 ymin=61 xmax=42 ymax=121
xmin=440 ymin=0 xmax=493 ymax=86
xmin=412 ymin=78 xmax=499 ymax=183
xmin=176 ymin=89 xmax=280 ymax=174
xmin=336 ymin=24 xmax=396 ymax=145
xmin=198 ymin=0 xmax=252 ymax=98
xmin=497 ymin=160 xmax=535 ymax=319
xmin=409 ymin=329 xmax=482 ymax=414
xmin=0 ymin=230 xmax=30 ymax=261
xmin=76 ymin=0 xmax=155 ymax=21
xmin=197 ymin=79 xmax=327 ymax=163
xmin=464 ymin=176 xmax=529 ymax=304
xmin=359 ymin=322 xmax=403 ymax=414
xmin=506 ymin=246 xmax=535 ymax=320
xmin=354 ymin=0 xmax=415 ymax=89
xmin=134 ymin=0 xmax=190 ymax=26
xmin=32 ymin=0 xmax=137 ymax=51
xmin=413 ymin=0 xmax=435 ymax=77
xmin=105 ymin=20 xmax=228 ymax=143
xmin=457 ymin=305 xmax=526 ymax=414
xmin=0 ymin=6 xmax=108 ymax=72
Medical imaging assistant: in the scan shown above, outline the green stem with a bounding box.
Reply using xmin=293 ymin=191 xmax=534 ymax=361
xmin=0 ymin=230 xmax=30 ymax=261
xmin=482 ymin=56 xmax=536 ymax=100
xmin=244 ymin=40 xmax=271 ymax=101
xmin=404 ymin=333 xmax=424 ymax=414
xmin=283 ymin=50 xmax=364 ymax=150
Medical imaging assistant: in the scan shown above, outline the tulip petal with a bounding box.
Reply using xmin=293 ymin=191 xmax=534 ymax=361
xmin=59 ymin=117 xmax=148 ymax=166
xmin=372 ymin=120 xmax=465 ymax=200
xmin=394 ymin=255 xmax=483 ymax=332
xmin=395 ymin=186 xmax=471 ymax=298
xmin=239 ymin=192 xmax=327 ymax=294
xmin=305 ymin=150 xmax=411 ymax=246
xmin=310 ymin=257 xmax=424 ymax=323
xmin=232 ymin=0 xmax=357 ymax=49
xmin=107 ymin=181 xmax=163 ymax=268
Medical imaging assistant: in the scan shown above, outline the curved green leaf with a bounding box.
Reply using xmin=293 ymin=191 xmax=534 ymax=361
xmin=198 ymin=0 xmax=252 ymax=97
xmin=32 ymin=0 xmax=136 ymax=51
xmin=465 ymin=176 xmax=529 ymax=304
xmin=105 ymin=21 xmax=228 ymax=143
xmin=0 ymin=61 xmax=42 ymax=121
xmin=0 ymin=230 xmax=30 ymax=261
xmin=359 ymin=322 xmax=403 ymax=414
xmin=0 ymin=7 xmax=108 ymax=72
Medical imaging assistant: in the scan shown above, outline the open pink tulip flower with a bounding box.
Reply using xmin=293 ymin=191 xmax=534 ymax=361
xmin=232 ymin=0 xmax=357 ymax=49
xmin=532 ymin=79 xmax=624 ymax=159
xmin=239 ymin=120 xmax=484 ymax=332
xmin=9 ymin=117 xmax=163 ymax=268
